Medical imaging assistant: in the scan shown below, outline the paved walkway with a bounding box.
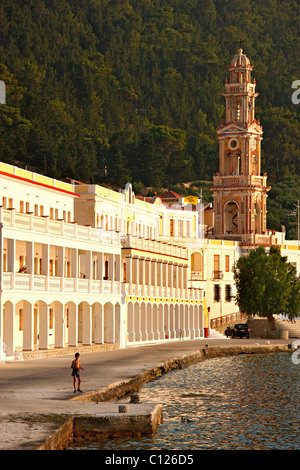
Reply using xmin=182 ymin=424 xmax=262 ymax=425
xmin=0 ymin=337 xmax=292 ymax=450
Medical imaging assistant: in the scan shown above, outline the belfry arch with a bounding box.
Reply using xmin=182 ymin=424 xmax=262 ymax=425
xmin=224 ymin=201 xmax=238 ymax=234
xmin=254 ymin=201 xmax=262 ymax=234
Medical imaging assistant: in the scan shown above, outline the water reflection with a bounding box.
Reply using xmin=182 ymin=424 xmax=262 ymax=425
xmin=81 ymin=353 xmax=300 ymax=450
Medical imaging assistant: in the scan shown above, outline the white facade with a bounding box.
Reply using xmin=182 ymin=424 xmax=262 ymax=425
xmin=0 ymin=161 xmax=299 ymax=361
xmin=0 ymin=163 xmax=124 ymax=360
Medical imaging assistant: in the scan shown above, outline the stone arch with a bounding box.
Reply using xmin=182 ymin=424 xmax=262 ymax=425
xmin=35 ymin=300 xmax=50 ymax=350
xmin=254 ymin=200 xmax=262 ymax=234
xmin=66 ymin=301 xmax=77 ymax=347
xmin=48 ymin=300 xmax=65 ymax=349
xmin=92 ymin=302 xmax=103 ymax=345
xmin=190 ymin=251 xmax=203 ymax=280
xmin=78 ymin=301 xmax=92 ymax=345
xmin=223 ymin=200 xmax=239 ymax=234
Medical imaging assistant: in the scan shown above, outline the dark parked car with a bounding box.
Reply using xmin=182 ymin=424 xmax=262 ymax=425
xmin=231 ymin=323 xmax=250 ymax=339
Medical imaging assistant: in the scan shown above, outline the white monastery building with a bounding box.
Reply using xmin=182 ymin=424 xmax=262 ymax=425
xmin=0 ymin=49 xmax=299 ymax=361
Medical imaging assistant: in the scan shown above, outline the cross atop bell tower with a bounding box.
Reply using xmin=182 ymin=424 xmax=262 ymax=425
xmin=210 ymin=49 xmax=270 ymax=244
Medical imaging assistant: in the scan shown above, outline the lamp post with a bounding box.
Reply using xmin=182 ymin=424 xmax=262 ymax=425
xmin=294 ymin=200 xmax=300 ymax=248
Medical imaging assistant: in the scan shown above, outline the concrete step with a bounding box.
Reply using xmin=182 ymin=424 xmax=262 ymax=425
xmin=208 ymin=328 xmax=229 ymax=339
xmin=5 ymin=343 xmax=120 ymax=362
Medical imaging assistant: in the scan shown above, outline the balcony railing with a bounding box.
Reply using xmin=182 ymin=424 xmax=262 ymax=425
xmin=213 ymin=270 xmax=223 ymax=280
xmin=2 ymin=209 xmax=120 ymax=246
xmin=2 ymin=272 xmax=120 ymax=295
xmin=122 ymin=283 xmax=203 ymax=301
xmin=121 ymin=234 xmax=188 ymax=259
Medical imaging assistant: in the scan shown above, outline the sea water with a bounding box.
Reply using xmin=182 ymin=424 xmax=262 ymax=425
xmin=78 ymin=352 xmax=300 ymax=450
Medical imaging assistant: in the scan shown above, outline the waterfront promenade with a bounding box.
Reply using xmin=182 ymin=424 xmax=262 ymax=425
xmin=0 ymin=337 xmax=293 ymax=450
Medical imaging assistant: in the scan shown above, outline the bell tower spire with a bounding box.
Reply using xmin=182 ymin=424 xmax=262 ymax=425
xmin=225 ymin=48 xmax=257 ymax=126
xmin=211 ymin=49 xmax=270 ymax=244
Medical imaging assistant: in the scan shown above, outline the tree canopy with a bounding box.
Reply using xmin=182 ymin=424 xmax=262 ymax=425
xmin=233 ymin=246 xmax=300 ymax=328
xmin=0 ymin=1 xmax=299 ymax=236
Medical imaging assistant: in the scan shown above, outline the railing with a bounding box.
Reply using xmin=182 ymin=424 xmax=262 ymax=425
xmin=3 ymin=209 xmax=120 ymax=246
xmin=122 ymin=283 xmax=203 ymax=301
xmin=121 ymin=234 xmax=188 ymax=259
xmin=213 ymin=175 xmax=267 ymax=189
xmin=2 ymin=272 xmax=120 ymax=295
xmin=213 ymin=270 xmax=223 ymax=280
xmin=210 ymin=312 xmax=247 ymax=328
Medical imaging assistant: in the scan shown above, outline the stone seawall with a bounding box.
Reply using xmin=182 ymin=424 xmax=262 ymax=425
xmin=37 ymin=343 xmax=292 ymax=450
xmin=70 ymin=343 xmax=292 ymax=404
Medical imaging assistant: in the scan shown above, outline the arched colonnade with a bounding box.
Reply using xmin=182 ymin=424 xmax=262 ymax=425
xmin=2 ymin=299 xmax=120 ymax=357
xmin=127 ymin=300 xmax=204 ymax=343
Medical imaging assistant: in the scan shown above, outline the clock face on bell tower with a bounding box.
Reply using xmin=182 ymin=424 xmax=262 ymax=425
xmin=211 ymin=49 xmax=270 ymax=242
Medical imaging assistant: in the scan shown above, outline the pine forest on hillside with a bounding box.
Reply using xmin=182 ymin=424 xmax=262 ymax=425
xmin=0 ymin=0 xmax=299 ymax=238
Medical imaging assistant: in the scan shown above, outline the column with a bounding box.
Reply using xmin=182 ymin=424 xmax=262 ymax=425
xmin=115 ymin=254 xmax=121 ymax=294
xmin=82 ymin=303 xmax=92 ymax=345
xmin=164 ymin=262 xmax=168 ymax=297
xmin=7 ymin=238 xmax=15 ymax=289
xmin=3 ymin=302 xmax=14 ymax=357
xmin=145 ymin=259 xmax=151 ymax=297
xmin=133 ymin=257 xmax=139 ymax=295
xmin=98 ymin=252 xmax=103 ymax=293
xmin=71 ymin=248 xmax=78 ymax=292
xmin=57 ymin=246 xmax=64 ymax=292
xmin=68 ymin=303 xmax=78 ymax=347
xmin=55 ymin=303 xmax=64 ymax=348
xmin=39 ymin=303 xmax=49 ymax=350
xmin=87 ymin=250 xmax=93 ymax=293
xmin=126 ymin=256 xmax=133 ymax=295
xmin=109 ymin=253 xmax=115 ymax=293
xmin=42 ymin=244 xmax=49 ymax=291
xmin=140 ymin=258 xmax=145 ymax=296
xmin=158 ymin=261 xmax=163 ymax=297
xmin=26 ymin=241 xmax=34 ymax=290
xmin=94 ymin=303 xmax=103 ymax=344
xmin=23 ymin=302 xmax=34 ymax=351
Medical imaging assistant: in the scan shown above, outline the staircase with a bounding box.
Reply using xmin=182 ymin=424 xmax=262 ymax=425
xmin=275 ymin=319 xmax=300 ymax=339
xmin=208 ymin=328 xmax=229 ymax=339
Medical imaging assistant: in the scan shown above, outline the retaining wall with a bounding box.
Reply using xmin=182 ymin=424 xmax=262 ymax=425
xmin=36 ymin=343 xmax=292 ymax=450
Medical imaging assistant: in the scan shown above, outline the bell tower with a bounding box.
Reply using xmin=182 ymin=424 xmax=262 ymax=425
xmin=211 ymin=49 xmax=270 ymax=242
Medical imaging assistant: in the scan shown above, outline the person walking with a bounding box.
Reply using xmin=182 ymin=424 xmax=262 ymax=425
xmin=71 ymin=352 xmax=84 ymax=393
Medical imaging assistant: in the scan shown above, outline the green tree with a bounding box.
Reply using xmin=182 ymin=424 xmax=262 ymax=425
xmin=106 ymin=145 xmax=131 ymax=188
xmin=233 ymin=245 xmax=299 ymax=329
xmin=285 ymin=274 xmax=300 ymax=322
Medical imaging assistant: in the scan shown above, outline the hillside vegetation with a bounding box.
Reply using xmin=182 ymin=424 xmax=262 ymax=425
xmin=0 ymin=0 xmax=299 ymax=237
